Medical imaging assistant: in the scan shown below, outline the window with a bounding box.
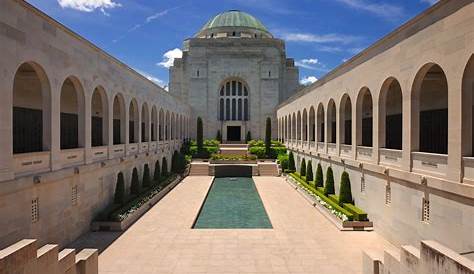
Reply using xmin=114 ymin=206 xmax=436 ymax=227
xmin=385 ymin=184 xmax=391 ymax=205
xmin=72 ymin=185 xmax=78 ymax=206
xmin=422 ymin=198 xmax=430 ymax=222
xmin=218 ymin=79 xmax=250 ymax=121
xmin=31 ymin=198 xmax=39 ymax=223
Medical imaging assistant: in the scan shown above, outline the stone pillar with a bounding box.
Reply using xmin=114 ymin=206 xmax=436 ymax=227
xmin=124 ymin=99 xmax=130 ymax=146
xmin=0 ymin=74 xmax=14 ymax=181
xmin=36 ymin=244 xmax=59 ymax=274
xmin=336 ymin=103 xmax=341 ymax=155
xmin=0 ymin=239 xmax=37 ymax=274
xmin=403 ymin=82 xmax=414 ymax=172
xmin=447 ymin=73 xmax=463 ymax=181
xmin=107 ymin=96 xmax=114 ymax=159
xmin=352 ymin=100 xmax=357 ymax=160
xmin=51 ymin=82 xmax=62 ymax=171
xmin=372 ymin=93 xmax=380 ymax=163
xmin=84 ymin=92 xmax=92 ymax=164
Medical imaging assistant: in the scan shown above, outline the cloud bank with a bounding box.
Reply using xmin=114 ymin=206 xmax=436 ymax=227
xmin=57 ymin=0 xmax=121 ymax=15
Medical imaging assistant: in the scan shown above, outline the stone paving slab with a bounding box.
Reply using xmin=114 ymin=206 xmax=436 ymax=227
xmin=73 ymin=176 xmax=396 ymax=274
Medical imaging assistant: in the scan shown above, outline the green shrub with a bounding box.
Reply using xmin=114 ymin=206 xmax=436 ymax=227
xmin=171 ymin=151 xmax=178 ymax=173
xmin=246 ymin=131 xmax=251 ymax=143
xmin=249 ymin=146 xmax=266 ymax=158
xmin=315 ymin=163 xmax=323 ymax=188
xmin=153 ymin=160 xmax=161 ymax=183
xmin=329 ymin=194 xmax=340 ymax=204
xmin=339 ymin=171 xmax=353 ymax=206
xmin=343 ymin=203 xmax=367 ymax=221
xmin=300 ymin=158 xmax=306 ymax=177
xmin=142 ymin=164 xmax=151 ymax=189
xmin=324 ymin=166 xmax=335 ymax=196
xmin=130 ymin=168 xmax=140 ymax=195
xmin=248 ymin=140 xmax=264 ymax=148
xmin=306 ymin=160 xmax=313 ymax=182
xmin=196 ymin=117 xmax=203 ymax=151
xmin=161 ymin=158 xmax=168 ymax=177
xmin=114 ymin=172 xmax=125 ymax=205
xmin=265 ymin=117 xmax=271 ymax=156
xmin=288 ymin=151 xmax=296 ymax=172
xmin=278 ymin=154 xmax=289 ymax=171
xmin=216 ymin=130 xmax=222 ymax=142
xmin=271 ymin=140 xmax=285 ymax=147
xmin=203 ymin=139 xmax=220 ymax=146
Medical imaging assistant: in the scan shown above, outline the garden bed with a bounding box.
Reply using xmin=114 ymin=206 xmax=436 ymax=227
xmin=285 ymin=173 xmax=373 ymax=231
xmin=91 ymin=175 xmax=182 ymax=232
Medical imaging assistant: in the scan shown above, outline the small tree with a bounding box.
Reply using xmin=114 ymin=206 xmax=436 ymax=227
xmin=171 ymin=151 xmax=178 ymax=173
xmin=161 ymin=157 xmax=168 ymax=177
xmin=288 ymin=151 xmax=296 ymax=172
xmin=246 ymin=131 xmax=251 ymax=143
xmin=153 ymin=160 xmax=161 ymax=184
xmin=339 ymin=171 xmax=353 ymax=205
xmin=315 ymin=163 xmax=324 ymax=188
xmin=114 ymin=172 xmax=125 ymax=205
xmin=216 ymin=130 xmax=222 ymax=142
xmin=130 ymin=168 xmax=140 ymax=195
xmin=143 ymin=164 xmax=151 ymax=189
xmin=265 ymin=117 xmax=272 ymax=156
xmin=324 ymin=166 xmax=335 ymax=196
xmin=197 ymin=117 xmax=203 ymax=152
xmin=306 ymin=160 xmax=313 ymax=182
xmin=300 ymin=158 xmax=306 ymax=177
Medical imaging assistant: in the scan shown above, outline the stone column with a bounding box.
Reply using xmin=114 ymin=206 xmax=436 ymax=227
xmin=51 ymin=82 xmax=62 ymax=171
xmin=372 ymin=93 xmax=380 ymax=163
xmin=335 ymin=104 xmax=341 ymax=155
xmin=447 ymin=73 xmax=463 ymax=181
xmin=0 ymin=75 xmax=14 ymax=181
xmin=403 ymin=82 xmax=414 ymax=172
xmin=351 ymin=100 xmax=357 ymax=160
xmin=107 ymin=96 xmax=114 ymax=159
xmin=84 ymin=92 xmax=93 ymax=164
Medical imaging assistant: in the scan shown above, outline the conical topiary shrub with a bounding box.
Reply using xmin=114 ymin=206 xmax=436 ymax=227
xmin=300 ymin=158 xmax=306 ymax=177
xmin=339 ymin=171 xmax=353 ymax=206
xmin=171 ymin=151 xmax=178 ymax=173
xmin=246 ymin=131 xmax=251 ymax=143
xmin=324 ymin=166 xmax=335 ymax=196
xmin=216 ymin=130 xmax=222 ymax=142
xmin=114 ymin=172 xmax=125 ymax=205
xmin=265 ymin=117 xmax=272 ymax=156
xmin=130 ymin=168 xmax=140 ymax=195
xmin=143 ymin=164 xmax=151 ymax=189
xmin=315 ymin=163 xmax=323 ymax=188
xmin=288 ymin=151 xmax=296 ymax=172
xmin=153 ymin=160 xmax=161 ymax=184
xmin=306 ymin=160 xmax=313 ymax=182
xmin=161 ymin=157 xmax=168 ymax=177
xmin=197 ymin=117 xmax=203 ymax=152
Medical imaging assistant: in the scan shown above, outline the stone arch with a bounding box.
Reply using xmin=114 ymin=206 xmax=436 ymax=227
xmin=165 ymin=110 xmax=170 ymax=140
xmin=302 ymin=108 xmax=308 ymax=141
xmin=91 ymin=86 xmax=108 ymax=147
xmin=12 ymin=62 xmax=51 ymax=154
xmin=379 ymin=77 xmax=403 ymax=150
xmin=151 ymin=106 xmax=158 ymax=141
xmin=129 ymin=99 xmax=139 ymax=144
xmin=218 ymin=78 xmax=249 ymax=121
xmin=292 ymin=113 xmax=296 ymax=140
xmin=356 ymin=87 xmax=373 ymax=147
xmin=339 ymin=94 xmax=352 ymax=145
xmin=112 ymin=93 xmax=126 ymax=145
xmin=327 ymin=99 xmax=336 ymax=144
xmin=462 ymin=55 xmax=474 ymax=156
xmin=141 ymin=103 xmax=149 ymax=142
xmin=159 ymin=108 xmax=164 ymax=141
xmin=309 ymin=106 xmax=315 ymax=142
xmin=317 ymin=103 xmax=325 ymax=142
xmin=60 ymin=76 xmax=85 ymax=149
xmin=411 ymin=63 xmax=448 ymax=154
xmin=297 ymin=111 xmax=302 ymax=140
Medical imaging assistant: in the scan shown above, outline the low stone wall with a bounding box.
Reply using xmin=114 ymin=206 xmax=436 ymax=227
xmin=363 ymin=240 xmax=474 ymax=274
xmin=0 ymin=239 xmax=98 ymax=274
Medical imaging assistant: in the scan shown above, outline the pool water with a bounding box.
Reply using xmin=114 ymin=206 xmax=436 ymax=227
xmin=193 ymin=177 xmax=272 ymax=229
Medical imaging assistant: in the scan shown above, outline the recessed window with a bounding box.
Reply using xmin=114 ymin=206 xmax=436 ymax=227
xmin=197 ymin=70 xmax=200 ymax=77
xmin=72 ymin=185 xmax=78 ymax=206
xmin=385 ymin=184 xmax=391 ymax=205
xmin=422 ymin=198 xmax=430 ymax=222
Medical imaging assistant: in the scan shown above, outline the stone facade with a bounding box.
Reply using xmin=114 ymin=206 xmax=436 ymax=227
xmin=277 ymin=0 xmax=474 ymax=260
xmin=170 ymin=11 xmax=299 ymax=141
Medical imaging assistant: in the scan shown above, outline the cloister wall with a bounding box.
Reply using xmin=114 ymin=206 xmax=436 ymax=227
xmin=0 ymin=0 xmax=191 ymax=248
xmin=278 ymin=0 xmax=474 ymax=256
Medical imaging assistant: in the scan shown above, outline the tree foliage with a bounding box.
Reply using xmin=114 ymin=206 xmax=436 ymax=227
xmin=114 ymin=172 xmax=125 ymax=205
xmin=339 ymin=171 xmax=353 ymax=205
xmin=324 ymin=166 xmax=335 ymax=196
xmin=288 ymin=151 xmax=296 ymax=172
xmin=306 ymin=160 xmax=313 ymax=182
xmin=315 ymin=163 xmax=324 ymax=188
xmin=130 ymin=168 xmax=140 ymax=195
xmin=197 ymin=117 xmax=203 ymax=151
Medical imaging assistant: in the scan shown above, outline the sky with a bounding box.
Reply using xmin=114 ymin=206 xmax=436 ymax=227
xmin=26 ymin=0 xmax=438 ymax=89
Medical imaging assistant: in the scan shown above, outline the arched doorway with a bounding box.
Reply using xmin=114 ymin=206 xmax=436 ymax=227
xmin=379 ymin=78 xmax=403 ymax=150
xmin=129 ymin=99 xmax=139 ymax=144
xmin=317 ymin=104 xmax=325 ymax=142
xmin=462 ymin=56 xmax=474 ymax=156
xmin=218 ymin=79 xmax=249 ymax=142
xmin=113 ymin=94 xmax=125 ymax=145
xmin=357 ymin=88 xmax=373 ymax=147
xmin=91 ymin=87 xmax=108 ymax=147
xmin=340 ymin=94 xmax=352 ymax=145
xmin=327 ymin=100 xmax=336 ymax=144
xmin=60 ymin=77 xmax=85 ymax=150
xmin=12 ymin=62 xmax=51 ymax=154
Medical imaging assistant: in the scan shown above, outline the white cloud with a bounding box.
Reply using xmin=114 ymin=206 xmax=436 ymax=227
xmin=295 ymin=58 xmax=330 ymax=72
xmin=281 ymin=32 xmax=361 ymax=45
xmin=157 ymin=48 xmax=183 ymax=68
xmin=334 ymin=0 xmax=403 ymax=19
xmin=57 ymin=0 xmax=121 ymax=15
xmin=135 ymin=69 xmax=167 ymax=90
xmin=420 ymin=0 xmax=438 ymax=5
xmin=146 ymin=10 xmax=169 ymax=23
xmin=300 ymin=59 xmax=319 ymax=65
xmin=300 ymin=76 xmax=318 ymax=85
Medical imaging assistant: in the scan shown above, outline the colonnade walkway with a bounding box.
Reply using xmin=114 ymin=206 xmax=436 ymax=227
xmin=71 ymin=176 xmax=396 ymax=274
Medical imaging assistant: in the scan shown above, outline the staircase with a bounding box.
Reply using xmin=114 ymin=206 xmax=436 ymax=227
xmin=189 ymin=162 xmax=210 ymax=176
xmin=219 ymin=144 xmax=248 ymax=156
xmin=258 ymin=162 xmax=279 ymax=176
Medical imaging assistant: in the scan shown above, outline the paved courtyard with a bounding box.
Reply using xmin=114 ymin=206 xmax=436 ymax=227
xmin=72 ymin=176 xmax=396 ymax=274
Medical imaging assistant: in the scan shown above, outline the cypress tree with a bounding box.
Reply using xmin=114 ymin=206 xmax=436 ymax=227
xmin=315 ymin=163 xmax=324 ymax=188
xmin=306 ymin=160 xmax=313 ymax=182
xmin=216 ymin=130 xmax=222 ymax=142
xmin=246 ymin=131 xmax=251 ymax=143
xmin=130 ymin=168 xmax=140 ymax=195
xmin=171 ymin=151 xmax=178 ymax=173
xmin=300 ymin=158 xmax=306 ymax=177
xmin=197 ymin=117 xmax=203 ymax=152
xmin=114 ymin=172 xmax=125 ymax=205
xmin=288 ymin=151 xmax=296 ymax=172
xmin=142 ymin=164 xmax=151 ymax=189
xmin=265 ymin=117 xmax=272 ymax=156
xmin=161 ymin=157 xmax=168 ymax=177
xmin=153 ymin=160 xmax=161 ymax=183
xmin=324 ymin=166 xmax=335 ymax=196
xmin=339 ymin=171 xmax=353 ymax=205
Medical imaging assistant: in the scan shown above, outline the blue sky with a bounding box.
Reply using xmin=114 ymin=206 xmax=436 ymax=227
xmin=27 ymin=0 xmax=438 ymax=88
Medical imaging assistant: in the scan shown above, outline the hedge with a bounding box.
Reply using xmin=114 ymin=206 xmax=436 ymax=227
xmin=114 ymin=172 xmax=125 ymax=205
xmin=324 ymin=166 xmax=335 ymax=196
xmin=315 ymin=163 xmax=323 ymax=188
xmin=288 ymin=151 xmax=296 ymax=172
xmin=278 ymin=154 xmax=289 ymax=170
xmin=300 ymin=158 xmax=306 ymax=177
xmin=343 ymin=203 xmax=368 ymax=221
xmin=306 ymin=160 xmax=313 ymax=182
xmin=289 ymin=173 xmax=353 ymax=221
xmin=339 ymin=171 xmax=353 ymax=206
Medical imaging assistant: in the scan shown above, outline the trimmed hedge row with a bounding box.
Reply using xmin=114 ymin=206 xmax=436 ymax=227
xmin=289 ymin=173 xmax=354 ymax=221
xmin=344 ymin=203 xmax=368 ymax=221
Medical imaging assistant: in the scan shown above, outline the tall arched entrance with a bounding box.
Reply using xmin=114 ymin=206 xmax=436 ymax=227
xmin=218 ymin=78 xmax=249 ymax=142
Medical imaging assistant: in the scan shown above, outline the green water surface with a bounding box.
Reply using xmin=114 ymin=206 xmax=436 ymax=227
xmin=193 ymin=177 xmax=272 ymax=229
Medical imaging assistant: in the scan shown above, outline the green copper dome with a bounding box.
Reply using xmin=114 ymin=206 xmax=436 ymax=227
xmin=200 ymin=10 xmax=269 ymax=33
